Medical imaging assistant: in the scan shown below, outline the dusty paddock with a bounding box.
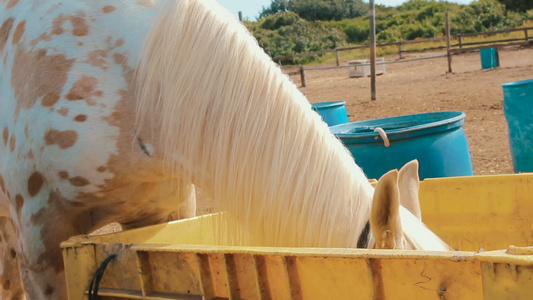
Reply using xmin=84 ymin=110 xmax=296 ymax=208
xmin=288 ymin=46 xmax=533 ymax=176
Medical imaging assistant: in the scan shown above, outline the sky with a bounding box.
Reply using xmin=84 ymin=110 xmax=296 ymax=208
xmin=217 ymin=0 xmax=475 ymax=21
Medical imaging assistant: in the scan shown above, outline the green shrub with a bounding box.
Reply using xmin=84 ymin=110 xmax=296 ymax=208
xmin=377 ymin=30 xmax=397 ymax=43
xmin=249 ymin=0 xmax=526 ymax=65
xmin=261 ymin=11 xmax=301 ymax=30
xmin=344 ymin=23 xmax=369 ymax=43
xmin=499 ymin=0 xmax=533 ymax=13
xmin=402 ymin=23 xmax=437 ymax=40
xmin=525 ymin=9 xmax=533 ymax=20
xmin=250 ymin=12 xmax=346 ymax=63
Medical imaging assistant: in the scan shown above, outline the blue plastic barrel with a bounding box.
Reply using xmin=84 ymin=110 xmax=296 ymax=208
xmin=330 ymin=111 xmax=473 ymax=180
xmin=480 ymin=48 xmax=499 ymax=69
xmin=502 ymin=78 xmax=533 ymax=173
xmin=311 ymin=101 xmax=349 ymax=126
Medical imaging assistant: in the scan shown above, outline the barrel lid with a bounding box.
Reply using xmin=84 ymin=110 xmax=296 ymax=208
xmin=502 ymin=78 xmax=533 ymax=88
xmin=330 ymin=111 xmax=466 ymax=144
xmin=311 ymin=101 xmax=346 ymax=109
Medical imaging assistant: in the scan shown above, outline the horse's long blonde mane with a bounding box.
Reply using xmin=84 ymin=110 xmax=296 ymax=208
xmin=135 ymin=0 xmax=373 ymax=247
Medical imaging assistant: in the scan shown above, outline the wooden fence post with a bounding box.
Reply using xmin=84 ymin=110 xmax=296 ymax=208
xmin=300 ymin=66 xmax=306 ymax=87
xmin=398 ymin=41 xmax=403 ymax=59
xmin=369 ymin=0 xmax=377 ymax=100
xmin=525 ymin=28 xmax=529 ymax=41
xmin=445 ymin=11 xmax=452 ymax=73
xmin=335 ymin=50 xmax=340 ymax=66
xmin=458 ymin=35 xmax=463 ymax=49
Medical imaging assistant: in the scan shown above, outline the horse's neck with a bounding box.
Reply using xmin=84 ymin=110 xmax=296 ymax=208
xmin=211 ymin=120 xmax=376 ymax=248
xmin=134 ymin=0 xmax=375 ymax=248
xmin=250 ymin=175 xmax=375 ymax=248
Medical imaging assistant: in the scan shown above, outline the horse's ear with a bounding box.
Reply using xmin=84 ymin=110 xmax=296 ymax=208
xmin=370 ymin=169 xmax=403 ymax=249
xmin=398 ymin=160 xmax=422 ymax=221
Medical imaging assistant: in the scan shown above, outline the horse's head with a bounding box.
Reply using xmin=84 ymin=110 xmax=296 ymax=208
xmin=367 ymin=160 xmax=451 ymax=251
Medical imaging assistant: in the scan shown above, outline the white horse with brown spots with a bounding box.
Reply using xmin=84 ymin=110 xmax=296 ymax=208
xmin=0 ymin=0 xmax=449 ymax=299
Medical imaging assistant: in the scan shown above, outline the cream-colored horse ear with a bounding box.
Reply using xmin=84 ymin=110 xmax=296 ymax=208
xmin=370 ymin=169 xmax=403 ymax=249
xmin=398 ymin=160 xmax=422 ymax=221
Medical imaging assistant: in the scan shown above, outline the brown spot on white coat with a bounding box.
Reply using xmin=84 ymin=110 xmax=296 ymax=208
xmin=74 ymin=114 xmax=87 ymax=122
xmin=69 ymin=176 xmax=89 ymax=187
xmin=69 ymin=15 xmax=89 ymax=36
xmin=102 ymin=5 xmax=116 ymax=13
xmin=5 ymin=0 xmax=19 ymax=9
xmin=56 ymin=107 xmax=69 ymax=116
xmin=41 ymin=92 xmax=60 ymax=107
xmin=65 ymin=75 xmax=102 ymax=105
xmin=2 ymin=127 xmax=8 ymax=146
xmin=15 ymin=194 xmax=23 ymax=220
xmin=27 ymin=172 xmax=44 ymax=197
xmin=30 ymin=32 xmax=52 ymax=47
xmin=44 ymin=129 xmax=78 ymax=149
xmin=9 ymin=135 xmax=15 ymax=152
xmin=86 ymin=49 xmax=107 ymax=69
xmin=11 ymin=46 xmax=75 ymax=117
xmin=0 ymin=17 xmax=14 ymax=54
xmin=51 ymin=14 xmax=66 ymax=35
xmin=113 ymin=53 xmax=126 ymax=65
xmin=115 ymin=39 xmax=125 ymax=47
xmin=0 ymin=175 xmax=5 ymax=193
xmin=51 ymin=14 xmax=89 ymax=37
xmin=11 ymin=20 xmax=24 ymax=45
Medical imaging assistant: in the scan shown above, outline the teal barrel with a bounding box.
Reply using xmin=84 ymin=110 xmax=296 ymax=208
xmin=480 ymin=48 xmax=499 ymax=69
xmin=311 ymin=101 xmax=349 ymax=126
xmin=502 ymin=78 xmax=533 ymax=173
xmin=330 ymin=111 xmax=473 ymax=180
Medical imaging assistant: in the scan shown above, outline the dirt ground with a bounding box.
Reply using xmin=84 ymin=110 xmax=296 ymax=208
xmin=288 ymin=46 xmax=533 ymax=176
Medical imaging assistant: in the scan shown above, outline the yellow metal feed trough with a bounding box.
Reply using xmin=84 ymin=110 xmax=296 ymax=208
xmin=61 ymin=174 xmax=533 ymax=299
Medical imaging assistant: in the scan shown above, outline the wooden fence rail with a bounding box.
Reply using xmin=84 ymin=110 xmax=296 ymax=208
xmin=274 ymin=26 xmax=533 ymax=66
xmin=280 ymin=26 xmax=533 ymax=87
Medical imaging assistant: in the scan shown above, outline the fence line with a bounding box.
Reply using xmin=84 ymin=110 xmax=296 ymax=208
xmin=275 ymin=26 xmax=533 ymax=66
xmin=295 ymin=54 xmax=449 ymax=87
xmin=281 ymin=26 xmax=533 ymax=87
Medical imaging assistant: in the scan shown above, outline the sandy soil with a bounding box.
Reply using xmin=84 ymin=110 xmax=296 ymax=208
xmin=290 ymin=46 xmax=533 ymax=176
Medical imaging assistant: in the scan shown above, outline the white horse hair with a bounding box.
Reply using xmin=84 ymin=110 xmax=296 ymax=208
xmin=135 ymin=0 xmax=448 ymax=250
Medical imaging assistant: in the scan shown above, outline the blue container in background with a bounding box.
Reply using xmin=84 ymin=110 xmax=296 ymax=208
xmin=330 ymin=111 xmax=473 ymax=180
xmin=480 ymin=48 xmax=499 ymax=69
xmin=502 ymin=78 xmax=533 ymax=173
xmin=311 ymin=101 xmax=349 ymax=126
